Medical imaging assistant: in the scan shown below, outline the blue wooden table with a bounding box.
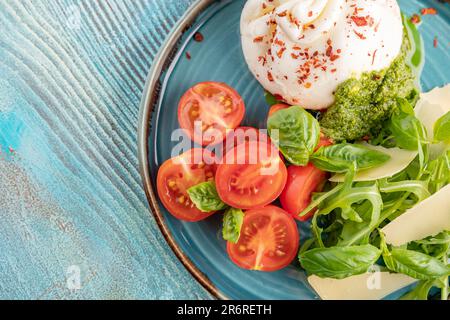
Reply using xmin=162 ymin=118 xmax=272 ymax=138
xmin=0 ymin=0 xmax=211 ymax=299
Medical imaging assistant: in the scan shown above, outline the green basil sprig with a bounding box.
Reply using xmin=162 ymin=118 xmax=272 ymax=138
xmin=380 ymin=233 xmax=450 ymax=280
xmin=187 ymin=181 xmax=227 ymax=212
xmin=310 ymin=143 xmax=391 ymax=173
xmin=268 ymin=106 xmax=320 ymax=166
xmin=434 ymin=111 xmax=450 ymax=143
xmin=388 ymin=99 xmax=427 ymax=150
xmin=222 ymin=208 xmax=244 ymax=243
xmin=298 ymin=244 xmax=381 ymax=279
xmin=382 ymin=248 xmax=450 ymax=280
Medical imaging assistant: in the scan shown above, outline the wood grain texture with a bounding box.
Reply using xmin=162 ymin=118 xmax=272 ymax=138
xmin=0 ymin=0 xmax=211 ymax=299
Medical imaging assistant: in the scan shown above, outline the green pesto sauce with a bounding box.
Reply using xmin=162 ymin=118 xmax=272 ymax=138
xmin=320 ymin=29 xmax=420 ymax=142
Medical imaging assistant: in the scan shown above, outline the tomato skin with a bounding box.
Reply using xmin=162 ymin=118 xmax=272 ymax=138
xmin=157 ymin=149 xmax=217 ymax=222
xmin=227 ymin=205 xmax=299 ymax=272
xmin=316 ymin=135 xmax=334 ymax=150
xmin=280 ymin=163 xmax=327 ymax=221
xmin=216 ymin=141 xmax=287 ymax=210
xmin=178 ymin=82 xmax=245 ymax=146
xmin=222 ymin=126 xmax=270 ymax=155
xmin=268 ymin=103 xmax=290 ymax=118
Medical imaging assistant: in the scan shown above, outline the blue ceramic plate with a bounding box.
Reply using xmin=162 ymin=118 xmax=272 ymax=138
xmin=138 ymin=0 xmax=450 ymax=299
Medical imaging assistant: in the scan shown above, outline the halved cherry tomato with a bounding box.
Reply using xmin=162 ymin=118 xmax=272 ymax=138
xmin=178 ymin=82 xmax=245 ymax=146
xmin=227 ymin=205 xmax=299 ymax=271
xmin=268 ymin=103 xmax=290 ymax=118
xmin=280 ymin=163 xmax=327 ymax=221
xmin=216 ymin=141 xmax=287 ymax=209
xmin=222 ymin=126 xmax=270 ymax=155
xmin=157 ymin=148 xmax=217 ymax=222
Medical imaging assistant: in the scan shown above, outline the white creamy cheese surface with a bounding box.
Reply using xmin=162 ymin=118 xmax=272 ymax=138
xmin=241 ymin=0 xmax=403 ymax=109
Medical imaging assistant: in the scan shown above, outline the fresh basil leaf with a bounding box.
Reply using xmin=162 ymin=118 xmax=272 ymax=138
xmin=396 ymin=97 xmax=415 ymax=115
xmin=388 ymin=112 xmax=426 ymax=150
xmin=264 ymin=91 xmax=282 ymax=106
xmin=222 ymin=208 xmax=244 ymax=243
xmin=382 ymin=248 xmax=450 ymax=280
xmin=400 ymin=280 xmax=435 ymax=300
xmin=310 ymin=144 xmax=391 ymax=173
xmin=434 ymin=111 xmax=450 ymax=143
xmin=268 ymin=106 xmax=320 ymax=166
xmin=187 ymin=181 xmax=228 ymax=213
xmin=298 ymin=244 xmax=381 ymax=279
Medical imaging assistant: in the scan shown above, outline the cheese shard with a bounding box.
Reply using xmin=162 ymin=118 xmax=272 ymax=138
xmin=330 ymin=144 xmax=417 ymax=182
xmin=415 ymin=85 xmax=450 ymax=159
xmin=308 ymin=272 xmax=417 ymax=300
xmin=381 ymin=184 xmax=450 ymax=246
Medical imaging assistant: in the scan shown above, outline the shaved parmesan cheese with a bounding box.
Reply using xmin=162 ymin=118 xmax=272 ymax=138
xmin=415 ymin=85 xmax=450 ymax=158
xmin=330 ymin=144 xmax=417 ymax=182
xmin=382 ymin=184 xmax=450 ymax=246
xmin=308 ymin=272 xmax=417 ymax=300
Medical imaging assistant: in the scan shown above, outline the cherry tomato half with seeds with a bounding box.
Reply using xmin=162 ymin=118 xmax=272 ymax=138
xmin=216 ymin=141 xmax=287 ymax=210
xmin=222 ymin=126 xmax=271 ymax=156
xmin=157 ymin=148 xmax=217 ymax=222
xmin=178 ymin=82 xmax=245 ymax=146
xmin=227 ymin=205 xmax=299 ymax=271
xmin=280 ymin=163 xmax=327 ymax=221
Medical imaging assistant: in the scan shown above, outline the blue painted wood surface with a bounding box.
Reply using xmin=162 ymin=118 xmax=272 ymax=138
xmin=0 ymin=0 xmax=212 ymax=299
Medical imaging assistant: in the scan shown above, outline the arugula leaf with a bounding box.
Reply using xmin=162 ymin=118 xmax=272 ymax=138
xmin=267 ymin=106 xmax=320 ymax=166
xmin=222 ymin=208 xmax=244 ymax=243
xmin=310 ymin=144 xmax=391 ymax=173
xmin=187 ymin=181 xmax=228 ymax=213
xmin=434 ymin=111 xmax=450 ymax=143
xmin=298 ymin=244 xmax=381 ymax=279
xmin=378 ymin=179 xmax=430 ymax=203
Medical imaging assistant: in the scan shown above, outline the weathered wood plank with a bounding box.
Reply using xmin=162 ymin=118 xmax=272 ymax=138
xmin=0 ymin=0 xmax=210 ymax=299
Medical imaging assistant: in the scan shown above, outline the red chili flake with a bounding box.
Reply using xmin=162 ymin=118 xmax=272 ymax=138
xmin=186 ymin=51 xmax=191 ymax=60
xmin=278 ymin=10 xmax=287 ymax=17
xmin=291 ymin=53 xmax=299 ymax=59
xmin=337 ymin=49 xmax=342 ymax=54
xmin=421 ymin=8 xmax=437 ymax=16
xmin=193 ymin=32 xmax=204 ymax=42
xmin=371 ymin=49 xmax=378 ymax=65
xmin=330 ymin=54 xmax=340 ymax=62
xmin=274 ymin=38 xmax=285 ymax=46
xmin=410 ymin=14 xmax=422 ymax=24
xmin=308 ymin=11 xmax=313 ymax=17
xmin=267 ymin=71 xmax=274 ymax=82
xmin=331 ymin=69 xmax=337 ymax=73
xmin=353 ymin=30 xmax=366 ymax=40
xmin=326 ymin=46 xmax=333 ymax=57
xmin=262 ymin=3 xmax=267 ymax=9
xmin=258 ymin=56 xmax=267 ymax=66
xmin=351 ymin=16 xmax=368 ymax=27
xmin=277 ymin=47 xmax=286 ymax=58
xmin=253 ymin=36 xmax=264 ymax=43
xmin=434 ymin=36 xmax=438 ymax=48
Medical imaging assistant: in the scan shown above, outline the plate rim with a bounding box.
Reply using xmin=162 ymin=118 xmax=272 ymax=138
xmin=137 ymin=0 xmax=227 ymax=300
